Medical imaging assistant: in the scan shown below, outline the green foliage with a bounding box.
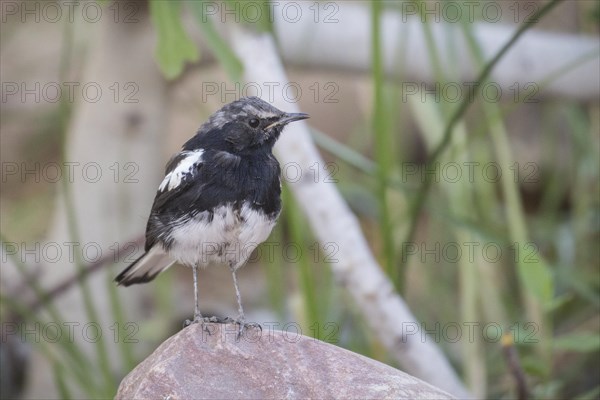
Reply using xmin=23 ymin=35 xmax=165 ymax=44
xmin=189 ymin=1 xmax=244 ymax=81
xmin=149 ymin=0 xmax=199 ymax=79
xmin=518 ymin=255 xmax=554 ymax=308
xmin=554 ymin=333 xmax=600 ymax=353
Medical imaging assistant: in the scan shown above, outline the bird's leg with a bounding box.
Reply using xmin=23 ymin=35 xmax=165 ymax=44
xmin=229 ymin=264 xmax=261 ymax=338
xmin=193 ymin=264 xmax=202 ymax=321
xmin=230 ymin=265 xmax=245 ymax=323
xmin=184 ymin=265 xmax=206 ymax=329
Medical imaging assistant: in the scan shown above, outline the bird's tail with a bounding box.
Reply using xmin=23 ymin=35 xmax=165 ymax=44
xmin=115 ymin=246 xmax=175 ymax=286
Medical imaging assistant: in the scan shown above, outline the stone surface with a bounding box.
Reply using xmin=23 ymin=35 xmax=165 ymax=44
xmin=116 ymin=323 xmax=454 ymax=399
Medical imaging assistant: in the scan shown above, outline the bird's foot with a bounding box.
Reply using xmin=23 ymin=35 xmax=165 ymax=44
xmin=231 ymin=315 xmax=262 ymax=339
xmin=183 ymin=313 xmax=204 ymax=326
xmin=183 ymin=314 xmax=213 ymax=334
xmin=205 ymin=315 xmax=232 ymax=324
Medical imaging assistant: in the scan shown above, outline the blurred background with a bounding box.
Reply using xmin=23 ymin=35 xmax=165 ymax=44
xmin=1 ymin=0 xmax=599 ymax=399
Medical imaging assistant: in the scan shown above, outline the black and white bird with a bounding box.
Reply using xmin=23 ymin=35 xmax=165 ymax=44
xmin=115 ymin=96 xmax=308 ymax=328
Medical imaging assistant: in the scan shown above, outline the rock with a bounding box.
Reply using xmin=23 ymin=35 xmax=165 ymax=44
xmin=116 ymin=323 xmax=454 ymax=399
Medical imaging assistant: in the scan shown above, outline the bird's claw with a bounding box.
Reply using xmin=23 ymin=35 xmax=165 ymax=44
xmin=183 ymin=314 xmax=261 ymax=338
xmin=183 ymin=315 xmax=213 ymax=335
xmin=231 ymin=317 xmax=262 ymax=339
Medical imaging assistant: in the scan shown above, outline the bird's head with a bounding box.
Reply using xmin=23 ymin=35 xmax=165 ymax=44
xmin=194 ymin=97 xmax=309 ymax=153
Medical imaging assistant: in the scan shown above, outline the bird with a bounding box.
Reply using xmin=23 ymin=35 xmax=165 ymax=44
xmin=115 ymin=96 xmax=309 ymax=330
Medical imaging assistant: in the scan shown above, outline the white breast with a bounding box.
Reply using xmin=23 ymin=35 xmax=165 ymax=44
xmin=167 ymin=202 xmax=276 ymax=270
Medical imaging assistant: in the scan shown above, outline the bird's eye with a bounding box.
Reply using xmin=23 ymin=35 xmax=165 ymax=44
xmin=248 ymin=118 xmax=260 ymax=128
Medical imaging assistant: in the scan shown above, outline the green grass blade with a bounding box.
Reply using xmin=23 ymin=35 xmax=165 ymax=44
xmin=262 ymin=220 xmax=287 ymax=320
xmin=283 ymin=187 xmax=320 ymax=330
xmin=371 ymin=0 xmax=397 ymax=289
xmin=52 ymin=360 xmax=73 ymax=399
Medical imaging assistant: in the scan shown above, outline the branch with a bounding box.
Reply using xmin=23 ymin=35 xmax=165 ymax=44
xmin=28 ymin=236 xmax=145 ymax=312
xmin=502 ymin=334 xmax=530 ymax=400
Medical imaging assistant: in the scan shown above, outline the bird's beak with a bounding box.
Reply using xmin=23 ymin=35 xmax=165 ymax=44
xmin=265 ymin=112 xmax=309 ymax=130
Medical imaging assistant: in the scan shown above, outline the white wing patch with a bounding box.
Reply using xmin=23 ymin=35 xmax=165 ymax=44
xmin=158 ymin=150 xmax=204 ymax=192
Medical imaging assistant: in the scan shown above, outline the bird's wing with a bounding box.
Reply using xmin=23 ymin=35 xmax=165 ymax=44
xmin=144 ymin=149 xmax=244 ymax=250
xmin=151 ymin=149 xmax=206 ymax=211
xmin=153 ymin=149 xmax=245 ymax=209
